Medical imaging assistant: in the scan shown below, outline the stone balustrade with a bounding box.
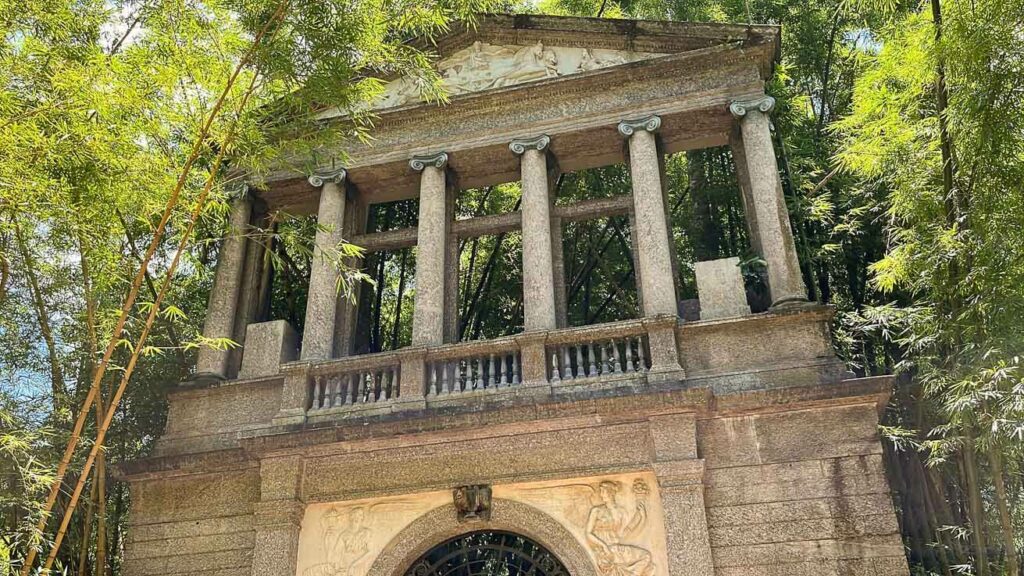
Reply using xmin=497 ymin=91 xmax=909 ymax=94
xmin=287 ymin=317 xmax=682 ymax=422
xmin=546 ymin=319 xmax=649 ymax=383
xmin=305 ymin=350 xmax=402 ymax=415
xmin=426 ymin=336 xmax=522 ymax=395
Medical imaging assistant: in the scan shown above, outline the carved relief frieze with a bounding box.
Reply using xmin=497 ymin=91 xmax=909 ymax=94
xmin=295 ymin=472 xmax=671 ymax=576
xmin=497 ymin=472 xmax=669 ymax=576
xmin=320 ymin=42 xmax=666 ymax=116
xmin=297 ymin=497 xmax=445 ymax=576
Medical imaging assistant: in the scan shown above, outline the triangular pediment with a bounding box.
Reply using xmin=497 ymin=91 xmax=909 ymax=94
xmin=375 ymin=41 xmax=666 ymax=110
xmin=314 ymin=15 xmax=779 ymax=118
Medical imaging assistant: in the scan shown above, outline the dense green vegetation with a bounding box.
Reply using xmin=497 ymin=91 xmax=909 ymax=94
xmin=1 ymin=0 xmax=1022 ymax=574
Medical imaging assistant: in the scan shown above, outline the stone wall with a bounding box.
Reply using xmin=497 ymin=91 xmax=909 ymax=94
xmin=700 ymin=404 xmax=906 ymax=575
xmin=123 ymin=380 xmax=906 ymax=576
xmin=124 ymin=466 xmax=259 ymax=576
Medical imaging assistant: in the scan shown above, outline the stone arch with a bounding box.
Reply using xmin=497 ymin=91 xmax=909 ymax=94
xmin=365 ymin=498 xmax=598 ymax=576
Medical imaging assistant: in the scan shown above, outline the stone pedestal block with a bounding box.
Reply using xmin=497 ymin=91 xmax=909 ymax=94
xmin=273 ymin=363 xmax=311 ymax=426
xmin=394 ymin=347 xmax=428 ymax=410
xmin=694 ymin=257 xmax=751 ymax=320
xmin=515 ymin=332 xmax=550 ymax=386
xmin=643 ymin=315 xmax=685 ymax=382
xmin=239 ymin=320 xmax=298 ymax=380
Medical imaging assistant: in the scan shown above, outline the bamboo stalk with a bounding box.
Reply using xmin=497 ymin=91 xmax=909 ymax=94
xmin=75 ymin=475 xmax=98 ymax=575
xmin=962 ymin=433 xmax=990 ymax=576
xmin=987 ymin=441 xmax=1019 ymax=575
xmin=18 ymin=5 xmax=292 ymax=573
xmin=39 ymin=57 xmax=273 ymax=570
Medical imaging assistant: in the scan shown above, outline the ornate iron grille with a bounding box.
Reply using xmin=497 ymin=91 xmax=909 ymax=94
xmin=404 ymin=531 xmax=570 ymax=576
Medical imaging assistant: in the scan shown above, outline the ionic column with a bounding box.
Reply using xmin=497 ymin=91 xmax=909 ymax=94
xmin=410 ymin=152 xmax=451 ymax=346
xmin=300 ymin=167 xmax=347 ymax=361
xmin=619 ymin=116 xmax=678 ymax=317
xmin=511 ymin=135 xmax=557 ymax=331
xmin=195 ymin=190 xmax=252 ymax=380
xmin=729 ymin=96 xmax=808 ymax=307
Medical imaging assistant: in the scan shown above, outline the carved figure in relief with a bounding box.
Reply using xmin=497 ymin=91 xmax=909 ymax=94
xmin=578 ymin=49 xmax=627 ymax=72
xmin=586 ymin=480 xmax=654 ymax=576
xmin=303 ymin=506 xmax=371 ymax=576
xmin=519 ymin=477 xmax=655 ymax=576
xmin=494 ymin=41 xmax=559 ymax=87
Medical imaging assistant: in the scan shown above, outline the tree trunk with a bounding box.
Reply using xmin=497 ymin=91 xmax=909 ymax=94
xmin=987 ymin=443 xmax=1019 ymax=575
xmin=14 ymin=221 xmax=66 ymax=410
xmin=962 ymin=433 xmax=990 ymax=576
xmin=390 ymin=250 xmax=408 ymax=350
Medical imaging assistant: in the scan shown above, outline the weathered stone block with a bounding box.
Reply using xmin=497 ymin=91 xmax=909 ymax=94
xmin=695 ymin=257 xmax=751 ymax=320
xmin=239 ymin=320 xmax=298 ymax=380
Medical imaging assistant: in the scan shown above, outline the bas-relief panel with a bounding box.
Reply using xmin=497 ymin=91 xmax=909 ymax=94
xmin=294 ymin=471 xmax=670 ymax=576
xmin=320 ymin=42 xmax=666 ymax=117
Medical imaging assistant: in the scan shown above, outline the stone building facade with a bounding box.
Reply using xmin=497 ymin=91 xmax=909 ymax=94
xmin=120 ymin=15 xmax=909 ymax=576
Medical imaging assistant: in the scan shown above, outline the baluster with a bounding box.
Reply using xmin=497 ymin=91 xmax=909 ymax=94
xmin=551 ymin=352 xmax=561 ymax=382
xmin=429 ymin=363 xmax=439 ymax=396
xmin=511 ymin=353 xmax=520 ymax=385
xmin=610 ymin=336 xmax=618 ymax=373
xmin=637 ymin=340 xmax=648 ymax=372
xmin=328 ymin=376 xmax=338 ymax=407
xmin=472 ymin=357 xmax=481 ymax=389
xmin=439 ymin=362 xmax=449 ymax=395
xmin=625 ymin=337 xmax=636 ymax=373
xmin=499 ymin=355 xmax=509 ymax=387
xmin=352 ymin=373 xmax=361 ymax=403
xmin=587 ymin=342 xmax=598 ymax=375
xmin=458 ymin=360 xmax=467 ymax=393
xmin=560 ymin=347 xmax=571 ymax=380
xmin=487 ymin=354 xmax=496 ymax=388
xmin=380 ymin=369 xmax=390 ymax=400
xmin=575 ymin=345 xmax=585 ymax=378
xmin=312 ymin=376 xmax=323 ymax=410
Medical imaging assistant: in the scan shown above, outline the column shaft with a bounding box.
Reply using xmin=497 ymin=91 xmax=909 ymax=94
xmin=301 ymin=172 xmax=347 ymax=360
xmin=513 ymin=137 xmax=557 ymax=331
xmin=621 ymin=118 xmax=678 ymax=317
xmin=411 ymin=154 xmax=450 ymax=346
xmin=196 ymin=193 xmax=252 ymax=379
xmin=731 ymin=97 xmax=807 ymax=306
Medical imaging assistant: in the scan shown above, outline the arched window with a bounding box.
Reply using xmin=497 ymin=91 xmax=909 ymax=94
xmin=404 ymin=530 xmax=570 ymax=576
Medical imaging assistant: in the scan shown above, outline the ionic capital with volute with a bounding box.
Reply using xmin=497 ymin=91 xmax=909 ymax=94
xmin=728 ymin=95 xmax=776 ymax=119
xmin=617 ymin=115 xmax=662 ymax=138
xmin=509 ymin=135 xmax=551 ymax=156
xmin=307 ymin=166 xmax=346 ymax=188
xmin=409 ymin=152 xmax=449 ymax=172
